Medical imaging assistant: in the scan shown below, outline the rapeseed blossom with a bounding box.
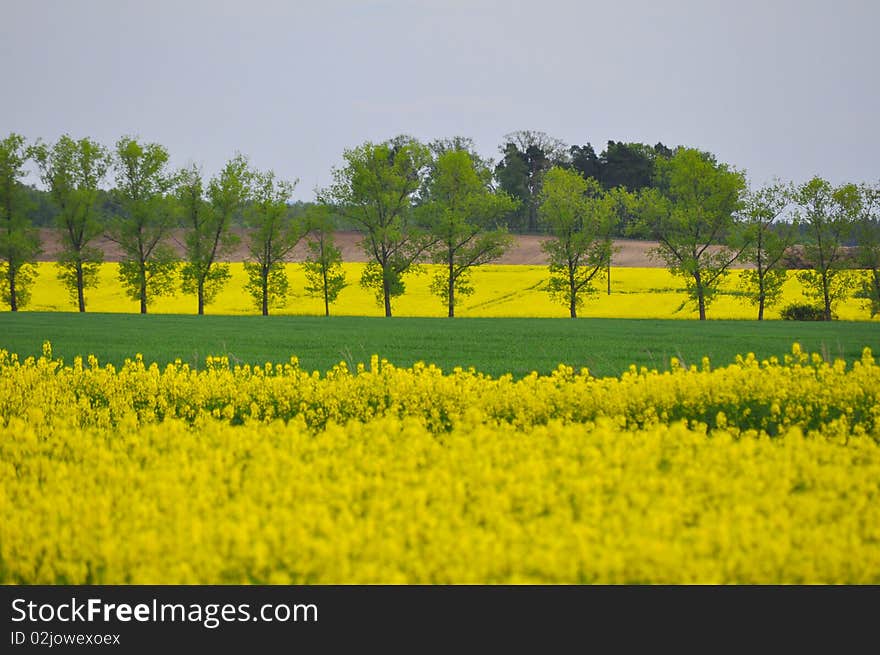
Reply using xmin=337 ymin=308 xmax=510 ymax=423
xmin=21 ymin=263 xmax=875 ymax=319
xmin=0 ymin=343 xmax=878 ymax=583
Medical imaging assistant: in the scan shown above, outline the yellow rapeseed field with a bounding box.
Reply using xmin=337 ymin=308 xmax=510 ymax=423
xmin=22 ymin=262 xmax=875 ymax=319
xmin=1 ymin=343 xmax=879 ymax=583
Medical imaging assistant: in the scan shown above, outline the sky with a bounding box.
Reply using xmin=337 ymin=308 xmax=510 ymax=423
xmin=2 ymin=0 xmax=878 ymax=199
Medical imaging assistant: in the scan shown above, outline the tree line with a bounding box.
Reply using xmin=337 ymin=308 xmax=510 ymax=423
xmin=1 ymin=131 xmax=878 ymax=320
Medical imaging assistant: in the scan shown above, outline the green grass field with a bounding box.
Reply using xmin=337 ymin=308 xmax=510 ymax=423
xmin=1 ymin=312 xmax=877 ymax=377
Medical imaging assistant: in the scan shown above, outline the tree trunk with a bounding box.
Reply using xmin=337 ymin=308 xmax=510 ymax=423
xmin=261 ymin=270 xmax=269 ymax=317
xmin=139 ymin=266 xmax=147 ymax=315
xmin=322 ymin=266 xmax=329 ymax=317
xmin=76 ymin=262 xmax=86 ymax=312
xmin=822 ymin=272 xmax=832 ymax=321
xmin=872 ymin=268 xmax=880 ymax=316
xmin=569 ymin=266 xmax=577 ymax=319
xmin=607 ymin=260 xmax=611 ymax=296
xmin=756 ymin=244 xmax=764 ymax=321
xmin=694 ymin=270 xmax=706 ymax=320
xmin=528 ymin=201 xmax=538 ymax=233
xmin=197 ymin=278 xmax=205 ymax=316
xmin=8 ymin=267 xmax=17 ymax=312
xmin=448 ymin=257 xmax=455 ymax=318
xmin=757 ymin=275 xmax=765 ymax=321
xmin=383 ymin=269 xmax=392 ymax=318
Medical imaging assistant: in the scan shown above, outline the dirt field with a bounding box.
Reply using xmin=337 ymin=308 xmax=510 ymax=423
xmin=36 ymin=229 xmax=677 ymax=267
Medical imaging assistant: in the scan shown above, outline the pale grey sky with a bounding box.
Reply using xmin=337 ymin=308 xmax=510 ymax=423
xmin=2 ymin=0 xmax=878 ymax=198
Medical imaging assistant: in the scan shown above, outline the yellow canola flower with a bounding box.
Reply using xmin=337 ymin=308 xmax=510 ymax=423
xmin=20 ymin=263 xmax=878 ymax=319
xmin=0 ymin=343 xmax=878 ymax=583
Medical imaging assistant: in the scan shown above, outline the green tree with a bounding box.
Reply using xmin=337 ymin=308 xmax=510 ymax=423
xmin=107 ymin=137 xmax=177 ymax=314
xmin=568 ymin=143 xmax=602 ymax=183
xmin=600 ymin=187 xmax=637 ymax=293
xmin=0 ymin=134 xmax=40 ymax=311
xmin=31 ymin=135 xmax=110 ymax=312
xmin=494 ymin=131 xmax=568 ymax=233
xmin=632 ymin=148 xmax=746 ymax=320
xmin=852 ymin=182 xmax=879 ymax=316
xmin=301 ymin=206 xmax=347 ymax=316
xmin=22 ymin=185 xmax=59 ymax=227
xmin=178 ymin=155 xmax=250 ymax=315
xmin=424 ymin=149 xmax=517 ymax=317
xmin=599 ymin=141 xmax=656 ymax=191
xmin=793 ymin=177 xmax=859 ymax=321
xmin=738 ymin=180 xmax=797 ymax=320
xmin=539 ymin=167 xmax=619 ymax=318
xmin=568 ymin=141 xmax=674 ymax=238
xmin=244 ymin=170 xmax=301 ymax=316
xmin=494 ymin=144 xmax=530 ymax=230
xmin=428 ymin=136 xmax=493 ymax=177
xmin=322 ymin=137 xmax=434 ymax=317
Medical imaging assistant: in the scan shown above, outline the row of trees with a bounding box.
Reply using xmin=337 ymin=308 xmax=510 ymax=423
xmin=17 ymin=131 xmax=675 ymax=238
xmin=1 ymin=133 xmax=519 ymax=317
xmin=541 ymin=149 xmax=879 ymax=321
xmin=0 ymin=134 xmax=344 ymax=316
xmin=2 ymin=132 xmax=879 ymax=320
xmin=635 ymin=157 xmax=879 ymax=322
xmin=321 ymin=137 xmax=517 ymax=317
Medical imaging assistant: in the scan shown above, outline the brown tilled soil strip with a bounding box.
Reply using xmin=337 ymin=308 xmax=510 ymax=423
xmin=36 ymin=229 xmax=749 ymax=268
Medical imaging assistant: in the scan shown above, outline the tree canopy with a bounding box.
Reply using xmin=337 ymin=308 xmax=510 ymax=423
xmin=632 ymin=148 xmax=746 ymax=320
xmin=31 ymin=135 xmax=110 ymax=312
xmin=322 ymin=136 xmax=435 ymax=317
xmin=539 ymin=167 xmax=620 ymax=318
xmin=0 ymin=133 xmax=41 ymax=311
xmin=424 ymin=148 xmax=517 ymax=317
xmin=243 ymin=169 xmax=300 ymax=316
